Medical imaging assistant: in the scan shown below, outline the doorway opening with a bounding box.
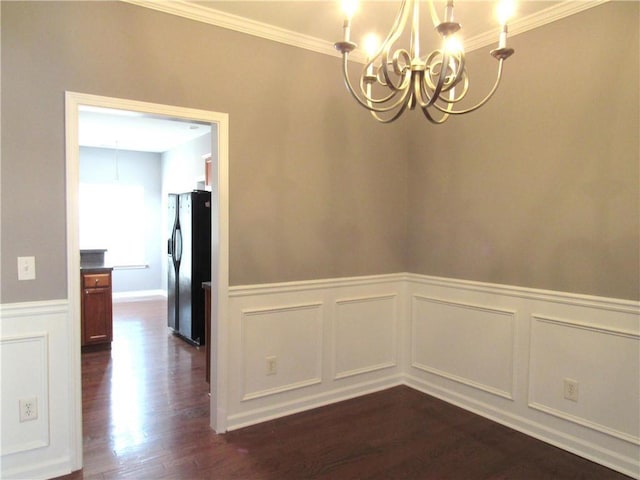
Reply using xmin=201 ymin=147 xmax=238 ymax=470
xmin=65 ymin=92 xmax=229 ymax=471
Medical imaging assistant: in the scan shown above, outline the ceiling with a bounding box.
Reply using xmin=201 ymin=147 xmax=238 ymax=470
xmin=79 ymin=106 xmax=211 ymax=153
xmin=195 ymin=0 xmax=560 ymax=45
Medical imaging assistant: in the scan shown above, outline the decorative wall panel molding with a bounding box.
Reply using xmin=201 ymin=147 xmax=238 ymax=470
xmin=411 ymin=295 xmax=516 ymax=400
xmin=0 ymin=333 xmax=49 ymax=455
xmin=334 ymin=294 xmax=398 ymax=380
xmin=241 ymin=302 xmax=323 ymax=401
xmin=529 ymin=314 xmax=640 ymax=445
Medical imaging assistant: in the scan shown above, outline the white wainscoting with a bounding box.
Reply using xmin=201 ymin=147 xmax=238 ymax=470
xmin=2 ymin=274 xmax=638 ymax=479
xmin=226 ymin=274 xmax=406 ymax=430
xmin=405 ymin=274 xmax=640 ymax=479
xmin=226 ymin=273 xmax=638 ymax=477
xmin=0 ymin=300 xmax=77 ymax=480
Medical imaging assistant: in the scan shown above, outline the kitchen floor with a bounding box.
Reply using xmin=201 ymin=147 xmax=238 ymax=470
xmin=69 ymin=299 xmax=212 ymax=478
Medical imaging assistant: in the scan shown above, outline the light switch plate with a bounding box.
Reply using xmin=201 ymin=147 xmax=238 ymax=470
xmin=17 ymin=256 xmax=36 ymax=281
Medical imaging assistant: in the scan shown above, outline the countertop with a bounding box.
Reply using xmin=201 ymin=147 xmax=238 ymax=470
xmin=80 ymin=263 xmax=113 ymax=273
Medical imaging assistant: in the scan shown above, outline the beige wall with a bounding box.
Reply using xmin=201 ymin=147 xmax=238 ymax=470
xmin=1 ymin=2 xmax=638 ymax=303
xmin=0 ymin=1 xmax=408 ymax=302
xmin=407 ymin=2 xmax=639 ymax=300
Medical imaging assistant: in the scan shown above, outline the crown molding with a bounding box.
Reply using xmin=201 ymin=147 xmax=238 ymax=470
xmin=464 ymin=0 xmax=610 ymax=52
xmin=122 ymin=0 xmax=368 ymax=62
xmin=122 ymin=0 xmax=608 ymax=63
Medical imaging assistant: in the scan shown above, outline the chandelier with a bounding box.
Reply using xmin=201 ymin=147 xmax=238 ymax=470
xmin=334 ymin=0 xmax=516 ymax=124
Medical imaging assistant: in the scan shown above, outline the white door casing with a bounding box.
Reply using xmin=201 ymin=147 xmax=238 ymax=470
xmin=64 ymin=91 xmax=230 ymax=470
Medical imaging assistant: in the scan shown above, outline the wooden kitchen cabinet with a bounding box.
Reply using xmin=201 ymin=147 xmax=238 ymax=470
xmin=81 ymin=270 xmax=113 ymax=347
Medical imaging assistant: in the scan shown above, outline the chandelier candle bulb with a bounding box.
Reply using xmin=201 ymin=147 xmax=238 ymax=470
xmin=341 ymin=0 xmax=357 ymax=42
xmin=363 ymin=33 xmax=379 ymax=77
xmin=343 ymin=18 xmax=351 ymax=43
xmin=499 ymin=25 xmax=508 ymax=49
xmin=444 ymin=0 xmax=454 ymax=23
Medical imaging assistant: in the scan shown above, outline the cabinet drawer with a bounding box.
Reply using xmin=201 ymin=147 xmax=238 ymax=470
xmin=83 ymin=273 xmax=111 ymax=288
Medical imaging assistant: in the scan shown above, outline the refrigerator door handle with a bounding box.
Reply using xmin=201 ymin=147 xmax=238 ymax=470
xmin=175 ymin=226 xmax=183 ymax=264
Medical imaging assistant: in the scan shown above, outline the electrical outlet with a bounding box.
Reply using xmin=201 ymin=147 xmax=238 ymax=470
xmin=266 ymin=356 xmax=277 ymax=376
xmin=563 ymin=378 xmax=579 ymax=402
xmin=19 ymin=397 xmax=38 ymax=422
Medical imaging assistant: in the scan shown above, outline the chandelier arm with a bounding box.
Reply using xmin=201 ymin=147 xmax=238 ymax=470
xmin=421 ymin=50 xmax=441 ymax=91
xmin=410 ymin=0 xmax=420 ymax=59
xmin=341 ymin=55 xmax=413 ymax=114
xmin=427 ymin=0 xmax=441 ymax=28
xmin=379 ymin=51 xmax=409 ymax=93
xmin=421 ymin=106 xmax=451 ymax=124
xmin=423 ymin=54 xmax=469 ymax=109
xmin=380 ymin=48 xmax=417 ymax=93
xmin=381 ymin=0 xmax=411 ymax=52
xmin=449 ymin=52 xmax=466 ymax=90
xmin=363 ymin=60 xmax=415 ymax=110
xmin=423 ymin=108 xmax=449 ymax=124
xmin=418 ymin=65 xmax=440 ymax=107
xmin=379 ymin=1 xmax=413 ymax=90
xmin=431 ymin=59 xmax=506 ymax=115
xmin=418 ymin=49 xmax=451 ymax=109
xmin=369 ymin=97 xmax=412 ymax=123
xmin=360 ymin=67 xmax=411 ymax=105
xmin=435 ymin=70 xmax=470 ymax=105
xmin=420 ymin=74 xmax=455 ymax=123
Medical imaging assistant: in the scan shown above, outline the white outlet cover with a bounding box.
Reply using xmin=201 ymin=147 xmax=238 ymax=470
xmin=563 ymin=378 xmax=579 ymax=402
xmin=19 ymin=397 xmax=38 ymax=422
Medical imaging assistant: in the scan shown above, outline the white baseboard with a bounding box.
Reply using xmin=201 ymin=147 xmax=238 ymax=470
xmin=404 ymin=375 xmax=640 ymax=479
xmin=112 ymin=289 xmax=167 ymax=303
xmin=227 ymin=375 xmax=402 ymax=431
xmin=1 ymin=457 xmax=75 ymax=480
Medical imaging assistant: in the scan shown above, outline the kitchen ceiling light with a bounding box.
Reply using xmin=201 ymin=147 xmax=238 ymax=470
xmin=334 ymin=0 xmax=516 ymax=124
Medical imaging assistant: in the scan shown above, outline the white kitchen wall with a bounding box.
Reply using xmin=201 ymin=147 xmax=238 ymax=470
xmin=161 ymin=131 xmax=214 ymax=195
xmin=79 ymin=146 xmax=163 ymax=294
xmin=160 ymin=130 xmax=215 ymax=293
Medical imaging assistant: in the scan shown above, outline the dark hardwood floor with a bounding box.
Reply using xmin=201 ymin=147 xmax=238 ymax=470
xmin=57 ymin=299 xmax=631 ymax=480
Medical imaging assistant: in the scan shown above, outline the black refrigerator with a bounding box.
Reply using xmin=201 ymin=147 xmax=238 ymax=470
xmin=167 ymin=191 xmax=211 ymax=345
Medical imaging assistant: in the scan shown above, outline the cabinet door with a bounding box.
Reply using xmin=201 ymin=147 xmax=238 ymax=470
xmin=82 ymin=287 xmax=113 ymax=345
